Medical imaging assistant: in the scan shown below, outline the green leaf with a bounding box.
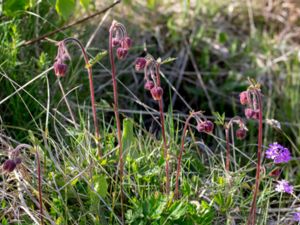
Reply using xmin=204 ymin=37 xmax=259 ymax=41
xmin=80 ymin=0 xmax=90 ymax=9
xmin=56 ymin=0 xmax=76 ymax=20
xmin=88 ymin=50 xmax=107 ymax=68
xmin=92 ymin=174 xmax=108 ymax=198
xmin=161 ymin=57 xmax=177 ymax=65
xmin=3 ymin=0 xmax=29 ymax=16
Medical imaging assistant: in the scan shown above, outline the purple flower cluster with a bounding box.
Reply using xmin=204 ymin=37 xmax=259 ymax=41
xmin=265 ymin=142 xmax=291 ymax=164
xmin=275 ymin=180 xmax=293 ymax=194
xmin=294 ymin=212 xmax=300 ymax=222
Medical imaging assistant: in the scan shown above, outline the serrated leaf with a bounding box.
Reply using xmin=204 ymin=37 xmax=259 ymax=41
xmin=56 ymin=0 xmax=75 ymax=20
xmin=87 ymin=50 xmax=107 ymax=68
xmin=161 ymin=57 xmax=177 ymax=65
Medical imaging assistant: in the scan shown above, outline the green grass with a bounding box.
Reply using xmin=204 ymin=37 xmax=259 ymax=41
xmin=1 ymin=0 xmax=300 ymax=224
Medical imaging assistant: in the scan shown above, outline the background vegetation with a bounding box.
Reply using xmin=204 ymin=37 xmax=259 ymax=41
xmin=1 ymin=0 xmax=300 ymax=224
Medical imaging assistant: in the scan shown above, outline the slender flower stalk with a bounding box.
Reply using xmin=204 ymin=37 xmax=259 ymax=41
xmin=224 ymin=117 xmax=247 ymax=171
xmin=109 ymin=20 xmax=131 ymax=222
xmin=2 ymin=144 xmax=44 ymax=225
xmin=53 ymin=38 xmax=101 ymax=157
xmin=138 ymin=55 xmax=170 ymax=194
xmin=245 ymin=83 xmax=263 ymax=225
xmin=174 ymin=111 xmax=214 ymax=198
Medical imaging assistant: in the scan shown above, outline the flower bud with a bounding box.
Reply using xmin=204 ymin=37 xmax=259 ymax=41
xmin=150 ymin=86 xmax=163 ymax=101
xmin=144 ymin=80 xmax=154 ymax=90
xmin=239 ymin=91 xmax=249 ymax=105
xmin=112 ymin=38 xmax=121 ymax=47
xmin=3 ymin=159 xmax=16 ymax=172
xmin=122 ymin=36 xmax=132 ymax=49
xmin=135 ymin=57 xmax=147 ymax=71
xmin=236 ymin=128 xmax=247 ymax=140
xmin=116 ymin=48 xmax=128 ymax=60
xmin=54 ymin=60 xmax=67 ymax=77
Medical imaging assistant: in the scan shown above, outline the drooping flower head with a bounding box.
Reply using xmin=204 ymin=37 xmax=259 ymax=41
xmin=53 ymin=41 xmax=71 ymax=77
xmin=275 ymin=180 xmax=293 ymax=194
xmin=239 ymin=84 xmax=262 ymax=120
xmin=110 ymin=20 xmax=131 ymax=60
xmin=265 ymin=142 xmax=291 ymax=164
xmin=135 ymin=54 xmax=165 ymax=101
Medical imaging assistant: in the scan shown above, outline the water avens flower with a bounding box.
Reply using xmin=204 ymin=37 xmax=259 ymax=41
xmin=275 ymin=180 xmax=293 ymax=194
xmin=53 ymin=60 xmax=68 ymax=77
xmin=135 ymin=53 xmax=170 ymax=194
xmin=116 ymin=47 xmax=128 ymax=60
xmin=53 ymin=38 xmax=101 ymax=156
xmin=135 ymin=57 xmax=147 ymax=71
xmin=144 ymin=80 xmax=154 ymax=90
xmin=197 ymin=120 xmax=214 ymax=133
xmin=236 ymin=128 xmax=247 ymax=140
xmin=150 ymin=86 xmax=163 ymax=101
xmin=239 ymin=91 xmax=249 ymax=105
xmin=265 ymin=142 xmax=291 ymax=164
xmin=109 ymin=20 xmax=132 ymax=223
xmin=3 ymin=159 xmax=17 ymax=172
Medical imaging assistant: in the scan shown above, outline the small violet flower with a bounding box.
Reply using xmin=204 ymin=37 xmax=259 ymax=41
xmin=293 ymin=212 xmax=300 ymax=222
xmin=265 ymin=142 xmax=291 ymax=164
xmin=275 ymin=180 xmax=293 ymax=194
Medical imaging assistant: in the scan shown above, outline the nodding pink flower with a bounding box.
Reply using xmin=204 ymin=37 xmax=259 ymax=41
xmin=3 ymin=159 xmax=17 ymax=172
xmin=135 ymin=57 xmax=147 ymax=71
xmin=150 ymin=86 xmax=163 ymax=101
xmin=53 ymin=41 xmax=70 ymax=77
xmin=236 ymin=127 xmax=247 ymax=140
xmin=110 ymin=21 xmax=131 ymax=61
xmin=275 ymin=180 xmax=293 ymax=194
xmin=196 ymin=122 xmax=206 ymax=132
xmin=204 ymin=120 xmax=214 ymax=133
xmin=54 ymin=60 xmax=68 ymax=77
xmin=116 ymin=48 xmax=128 ymax=60
xmin=144 ymin=80 xmax=154 ymax=90
xmin=112 ymin=38 xmax=121 ymax=47
xmin=245 ymin=108 xmax=254 ymax=119
xmin=122 ymin=36 xmax=132 ymax=49
xmin=239 ymin=91 xmax=249 ymax=105
xmin=197 ymin=121 xmax=214 ymax=133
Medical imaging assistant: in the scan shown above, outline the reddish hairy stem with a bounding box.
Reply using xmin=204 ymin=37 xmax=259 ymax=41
xmin=225 ymin=128 xmax=230 ymax=171
xmin=63 ymin=38 xmax=101 ymax=157
xmin=247 ymin=90 xmax=263 ymax=225
xmin=36 ymin=150 xmax=44 ymax=225
xmin=108 ymin=28 xmax=124 ymax=223
xmin=174 ymin=113 xmax=194 ymax=198
xmin=156 ymin=64 xmax=170 ymax=194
